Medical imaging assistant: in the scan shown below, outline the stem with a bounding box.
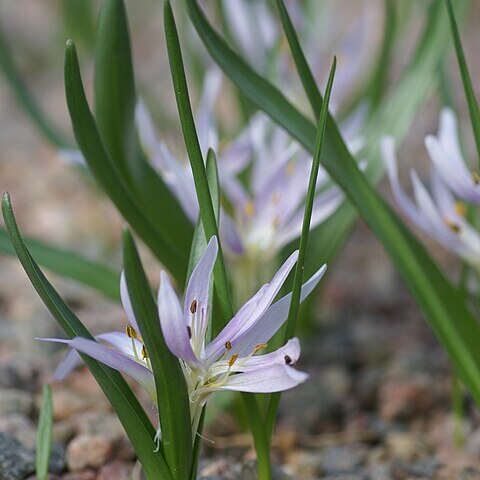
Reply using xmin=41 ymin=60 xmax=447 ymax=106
xmin=242 ymin=393 xmax=271 ymax=480
xmin=452 ymin=373 xmax=465 ymax=448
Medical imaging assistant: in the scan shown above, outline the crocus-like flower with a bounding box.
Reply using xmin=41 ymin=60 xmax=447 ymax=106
xmin=41 ymin=236 xmax=326 ymax=439
xmin=382 ymin=108 xmax=480 ymax=268
xmin=136 ymin=72 xmax=344 ymax=263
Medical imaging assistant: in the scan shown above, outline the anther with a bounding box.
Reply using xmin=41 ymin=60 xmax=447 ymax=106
xmin=141 ymin=345 xmax=149 ymax=359
xmin=126 ymin=325 xmax=137 ymax=339
xmin=454 ymin=201 xmax=466 ymax=217
xmin=253 ymin=343 xmax=268 ymax=353
xmin=472 ymin=171 xmax=480 ymax=185
xmin=444 ymin=218 xmax=461 ymax=234
xmin=187 ymin=326 xmax=192 ymax=339
xmin=284 ymin=355 xmax=292 ymax=365
xmin=225 ymin=341 xmax=232 ymax=351
xmin=228 ymin=354 xmax=239 ymax=367
xmin=190 ymin=300 xmax=198 ymax=314
xmin=245 ymin=200 xmax=255 ymax=217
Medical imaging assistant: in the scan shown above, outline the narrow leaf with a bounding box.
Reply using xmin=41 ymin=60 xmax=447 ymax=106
xmin=0 ymin=227 xmax=119 ymax=301
xmin=64 ymin=40 xmax=187 ymax=283
xmin=94 ymin=0 xmax=138 ymax=185
xmin=164 ymin=1 xmax=233 ymax=326
xmin=266 ymin=58 xmax=336 ymax=439
xmin=1 ymin=193 xmax=172 ymax=480
xmin=123 ymin=229 xmax=192 ymax=479
xmin=36 ymin=384 xmax=53 ymax=480
xmin=445 ymin=0 xmax=480 ymax=163
xmin=275 ymin=0 xmax=322 ymax=119
xmin=0 ymin=28 xmax=70 ymax=147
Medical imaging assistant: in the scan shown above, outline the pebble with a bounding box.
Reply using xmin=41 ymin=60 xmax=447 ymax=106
xmin=321 ymin=444 xmax=366 ymax=475
xmin=284 ymin=450 xmax=323 ymax=478
xmin=0 ymin=388 xmax=34 ymax=416
xmin=66 ymin=434 xmax=112 ymax=471
xmin=385 ymin=431 xmax=429 ymax=461
xmin=62 ymin=472 xmax=96 ymax=480
xmin=0 ymin=413 xmax=36 ymax=448
xmin=0 ymin=361 xmax=38 ymax=392
xmin=379 ymin=376 xmax=434 ymax=421
xmin=97 ymin=461 xmax=133 ymax=480
xmin=72 ymin=412 xmax=125 ymax=442
xmin=0 ymin=432 xmax=35 ymax=480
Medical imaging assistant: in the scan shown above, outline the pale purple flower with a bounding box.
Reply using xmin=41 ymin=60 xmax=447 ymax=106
xmin=382 ymin=108 xmax=480 ymax=268
xmin=136 ymin=71 xmax=344 ymax=263
xmin=40 ymin=236 xmax=326 ymax=435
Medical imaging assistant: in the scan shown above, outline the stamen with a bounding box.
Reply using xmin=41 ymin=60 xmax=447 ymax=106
xmin=187 ymin=326 xmax=192 ymax=339
xmin=472 ymin=171 xmax=480 ymax=185
xmin=126 ymin=325 xmax=137 ymax=339
xmin=284 ymin=355 xmax=293 ymax=365
xmin=253 ymin=343 xmax=268 ymax=353
xmin=245 ymin=200 xmax=255 ymax=217
xmin=190 ymin=300 xmax=198 ymax=314
xmin=228 ymin=353 xmax=239 ymax=367
xmin=454 ymin=201 xmax=467 ymax=217
xmin=285 ymin=163 xmax=295 ymax=176
xmin=225 ymin=341 xmax=232 ymax=351
xmin=141 ymin=345 xmax=149 ymax=359
xmin=444 ymin=218 xmax=461 ymax=234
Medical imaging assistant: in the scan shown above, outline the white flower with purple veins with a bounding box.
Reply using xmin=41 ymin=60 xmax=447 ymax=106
xmin=382 ymin=108 xmax=480 ymax=268
xmin=41 ymin=236 xmax=326 ymax=437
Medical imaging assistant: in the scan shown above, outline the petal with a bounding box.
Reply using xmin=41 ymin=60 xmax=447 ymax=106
xmin=219 ymin=211 xmax=245 ymax=255
xmin=40 ymin=337 xmax=156 ymax=399
xmin=135 ymin=99 xmax=160 ymax=160
xmin=120 ymin=272 xmax=139 ymax=332
xmin=53 ymin=348 xmax=81 ymax=381
xmin=218 ymin=363 xmax=308 ymax=393
xmin=231 ymin=265 xmax=327 ymax=357
xmin=206 ymin=251 xmax=299 ymax=362
xmin=158 ymin=271 xmax=199 ymax=366
xmin=58 ymin=149 xmax=85 ymax=167
xmin=184 ymin=236 xmax=218 ymax=321
xmin=276 ymin=187 xmax=343 ymax=249
xmin=209 ymin=338 xmax=301 ymax=376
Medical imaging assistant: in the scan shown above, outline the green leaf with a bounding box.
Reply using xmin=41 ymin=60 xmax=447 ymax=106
xmin=94 ymin=0 xmax=138 ymax=186
xmin=1 ymin=193 xmax=172 ymax=480
xmin=445 ymin=0 xmax=480 ymax=163
xmin=186 ymin=149 xmax=220 ymax=280
xmin=320 ymin=137 xmax=480 ymax=406
xmin=266 ymin=58 xmax=336 ymax=440
xmin=93 ymin=0 xmax=193 ymax=265
xmin=0 ymin=28 xmax=70 ymax=148
xmin=0 ymin=227 xmax=119 ymax=300
xmin=275 ymin=0 xmax=322 ymax=120
xmin=164 ymin=1 xmax=233 ymax=327
xmin=64 ymin=39 xmax=187 ymax=284
xmin=123 ymin=229 xmax=192 ymax=480
xmin=36 ymin=384 xmax=53 ymax=480
xmin=185 ymin=0 xmax=468 ymax=274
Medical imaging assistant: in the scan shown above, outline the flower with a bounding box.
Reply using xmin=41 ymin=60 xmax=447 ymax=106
xmin=136 ymin=71 xmax=344 ymax=264
xmin=382 ymin=108 xmax=480 ymax=268
xmin=40 ymin=236 xmax=326 ymax=435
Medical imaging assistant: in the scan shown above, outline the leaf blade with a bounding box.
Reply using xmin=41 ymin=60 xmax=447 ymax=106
xmin=36 ymin=384 xmax=53 ymax=480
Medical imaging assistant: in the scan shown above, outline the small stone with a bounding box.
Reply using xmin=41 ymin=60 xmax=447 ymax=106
xmin=385 ymin=431 xmax=429 ymax=461
xmin=322 ymin=445 xmax=366 ymax=474
xmin=379 ymin=376 xmax=434 ymax=421
xmin=459 ymin=467 xmax=480 ymax=479
xmin=0 ymin=388 xmax=34 ymax=416
xmin=284 ymin=450 xmax=323 ymax=479
xmin=52 ymin=420 xmax=75 ymax=444
xmin=0 ymin=361 xmax=38 ymax=392
xmin=62 ymin=471 xmax=96 ymax=480
xmin=53 ymin=389 xmax=92 ymax=421
xmin=97 ymin=461 xmax=133 ymax=480
xmin=48 ymin=444 xmax=66 ymax=475
xmin=0 ymin=432 xmax=35 ymax=480
xmin=73 ymin=412 xmax=125 ymax=442
xmin=67 ymin=434 xmax=112 ymax=471
xmin=0 ymin=413 xmax=36 ymax=447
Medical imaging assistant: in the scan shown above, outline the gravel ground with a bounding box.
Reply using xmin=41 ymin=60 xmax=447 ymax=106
xmin=2 ymin=1 xmax=480 ymax=479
